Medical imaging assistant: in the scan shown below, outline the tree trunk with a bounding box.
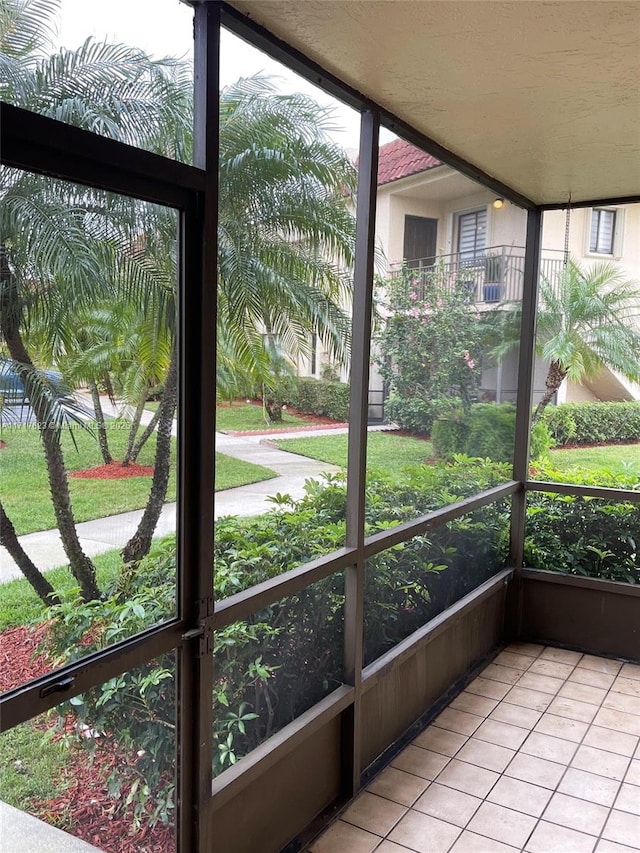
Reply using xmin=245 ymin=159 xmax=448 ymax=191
xmin=532 ymin=360 xmax=567 ymax=425
xmin=89 ymin=380 xmax=112 ymax=464
xmin=0 ymin=500 xmax=59 ymax=606
xmin=0 ymin=253 xmax=100 ymax=601
xmin=122 ymin=345 xmax=177 ymax=565
xmin=130 ymin=404 xmax=161 ymax=463
xmin=122 ymin=391 xmax=148 ymax=466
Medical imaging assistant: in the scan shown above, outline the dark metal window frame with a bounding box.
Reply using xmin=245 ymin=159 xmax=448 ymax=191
xmin=2 ymin=3 xmax=640 ymax=850
xmin=456 ymin=207 xmax=488 ymax=262
xmin=589 ymin=207 xmax=617 ymax=254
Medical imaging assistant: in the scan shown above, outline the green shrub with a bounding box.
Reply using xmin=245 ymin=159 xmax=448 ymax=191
xmin=431 ymin=411 xmax=468 ymax=458
xmin=432 ymin=403 xmax=551 ymax=463
xmin=465 ymin=404 xmax=519 ymax=462
xmin=44 ymin=458 xmax=511 ymax=819
xmin=525 ymin=496 xmax=639 ymax=584
xmin=287 ymin=377 xmax=350 ymax=421
xmin=542 ymin=401 xmax=640 ymax=446
xmin=524 ymin=462 xmax=639 ymax=584
xmin=387 ymin=394 xmax=436 ymax=435
xmin=39 ymin=448 xmax=639 ymax=833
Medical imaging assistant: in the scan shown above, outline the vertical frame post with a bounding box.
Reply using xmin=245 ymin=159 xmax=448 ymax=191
xmin=178 ymin=3 xmax=220 ymax=851
xmin=343 ymin=109 xmax=380 ymax=796
xmin=507 ymin=208 xmax=542 ymax=636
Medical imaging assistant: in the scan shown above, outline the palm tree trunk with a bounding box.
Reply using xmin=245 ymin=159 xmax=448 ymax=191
xmin=122 ymin=391 xmax=148 ymax=466
xmin=122 ymin=345 xmax=177 ymax=565
xmin=0 ymin=500 xmax=59 ymax=606
xmin=532 ymin=360 xmax=567 ymax=425
xmin=0 ymin=267 xmax=100 ymax=601
xmin=89 ymin=380 xmax=112 ymax=464
xmin=130 ymin=405 xmax=161 ymax=463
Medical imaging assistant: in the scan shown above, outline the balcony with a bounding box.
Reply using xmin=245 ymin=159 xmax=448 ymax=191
xmin=388 ymin=246 xmax=567 ymax=305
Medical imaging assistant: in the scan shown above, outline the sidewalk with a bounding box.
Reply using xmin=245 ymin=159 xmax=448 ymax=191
xmin=0 ymin=407 xmax=396 ymax=583
xmin=0 ymin=425 xmax=343 ymax=583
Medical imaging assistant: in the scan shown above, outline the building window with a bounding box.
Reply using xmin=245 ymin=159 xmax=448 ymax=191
xmin=457 ymin=208 xmax=487 ymax=264
xmin=589 ymin=208 xmax=616 ymax=254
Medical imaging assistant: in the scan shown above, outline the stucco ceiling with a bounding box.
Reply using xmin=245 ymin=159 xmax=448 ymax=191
xmin=226 ymin=1 xmax=640 ymax=207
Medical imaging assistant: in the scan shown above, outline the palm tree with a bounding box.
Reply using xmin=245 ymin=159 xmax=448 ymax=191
xmin=217 ymin=76 xmax=356 ymax=396
xmin=0 ymin=0 xmax=189 ymax=598
xmin=1 ymin=1 xmax=357 ymax=593
xmin=532 ymin=259 xmax=640 ymax=422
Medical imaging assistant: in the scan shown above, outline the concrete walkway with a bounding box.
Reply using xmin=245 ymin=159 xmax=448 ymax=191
xmin=0 ymin=802 xmax=102 ymax=853
xmin=0 ymin=423 xmax=345 ymax=583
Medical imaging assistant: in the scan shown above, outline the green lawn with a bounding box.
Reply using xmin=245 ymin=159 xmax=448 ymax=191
xmin=214 ymin=402 xmax=317 ymax=432
xmin=146 ymin=401 xmax=318 ymax=433
xmin=0 ymin=424 xmax=275 ymax=536
xmin=548 ymin=442 xmax=639 ymax=476
xmin=274 ymin=431 xmax=639 ymax=480
xmin=273 ymin=431 xmax=433 ymax=476
xmin=0 ymin=717 xmax=70 ymax=822
xmin=0 ymin=550 xmax=124 ymax=631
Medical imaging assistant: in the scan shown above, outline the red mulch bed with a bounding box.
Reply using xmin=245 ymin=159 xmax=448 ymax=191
xmin=69 ymin=462 xmax=154 ymax=480
xmin=1 ymin=624 xmax=174 ymax=852
xmin=0 ymin=623 xmax=52 ymax=694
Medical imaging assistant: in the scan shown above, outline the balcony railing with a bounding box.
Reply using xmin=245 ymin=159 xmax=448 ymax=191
xmin=388 ymin=245 xmax=566 ymax=304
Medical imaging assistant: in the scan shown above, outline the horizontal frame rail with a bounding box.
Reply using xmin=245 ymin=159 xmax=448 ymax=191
xmin=364 ymin=482 xmax=519 ymax=558
xmin=539 ymin=194 xmax=640 ymax=211
xmin=0 ymin=619 xmax=186 ymax=731
xmin=213 ymin=547 xmax=356 ymax=629
xmin=213 ymin=483 xmax=518 ymax=629
xmin=361 ymin=568 xmax=513 ymax=692
xmin=526 ymin=480 xmax=640 ymax=503
xmin=521 ymin=567 xmax=640 ymax=598
xmin=1 ymin=103 xmax=205 ymax=208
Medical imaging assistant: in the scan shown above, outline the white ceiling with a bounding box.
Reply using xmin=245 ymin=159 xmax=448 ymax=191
xmin=227 ymin=1 xmax=640 ymax=207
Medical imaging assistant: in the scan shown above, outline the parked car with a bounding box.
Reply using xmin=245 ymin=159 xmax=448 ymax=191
xmin=0 ymin=358 xmax=68 ymax=407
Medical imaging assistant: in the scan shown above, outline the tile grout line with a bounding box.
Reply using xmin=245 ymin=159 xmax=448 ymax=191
xmin=308 ymin=646 xmax=639 ymax=852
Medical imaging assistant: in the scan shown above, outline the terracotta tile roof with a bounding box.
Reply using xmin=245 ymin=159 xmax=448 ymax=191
xmin=377 ymin=138 xmax=441 ymax=185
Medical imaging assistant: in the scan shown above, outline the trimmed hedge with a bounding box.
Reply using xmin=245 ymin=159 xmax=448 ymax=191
xmin=542 ymin=401 xmax=640 ymax=446
xmin=287 ymin=377 xmax=350 ymax=422
xmin=432 ymin=403 xmax=552 ymax=463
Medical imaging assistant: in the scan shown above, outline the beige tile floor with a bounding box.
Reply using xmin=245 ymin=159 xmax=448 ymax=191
xmin=308 ymin=644 xmax=640 ymax=853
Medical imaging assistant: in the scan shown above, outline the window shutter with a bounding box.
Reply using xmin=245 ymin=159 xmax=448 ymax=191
xmin=458 ymin=209 xmax=487 ymax=262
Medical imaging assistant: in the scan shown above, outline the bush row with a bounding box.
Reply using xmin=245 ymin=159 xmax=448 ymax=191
xmin=286 ymin=376 xmax=350 ymax=421
xmin=431 ymin=403 xmax=551 ymax=463
xmin=45 ymin=458 xmax=639 ymax=828
xmin=541 ymin=401 xmax=640 ymax=446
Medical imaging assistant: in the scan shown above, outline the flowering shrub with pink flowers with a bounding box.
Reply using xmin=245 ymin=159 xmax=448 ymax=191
xmin=375 ymin=266 xmax=487 ymax=434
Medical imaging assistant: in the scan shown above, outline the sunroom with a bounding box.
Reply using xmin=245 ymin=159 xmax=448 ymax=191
xmin=1 ymin=2 xmax=639 ymax=852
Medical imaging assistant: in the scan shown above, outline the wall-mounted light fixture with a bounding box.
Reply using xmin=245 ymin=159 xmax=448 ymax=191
xmin=492 ymin=198 xmax=505 ymax=209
